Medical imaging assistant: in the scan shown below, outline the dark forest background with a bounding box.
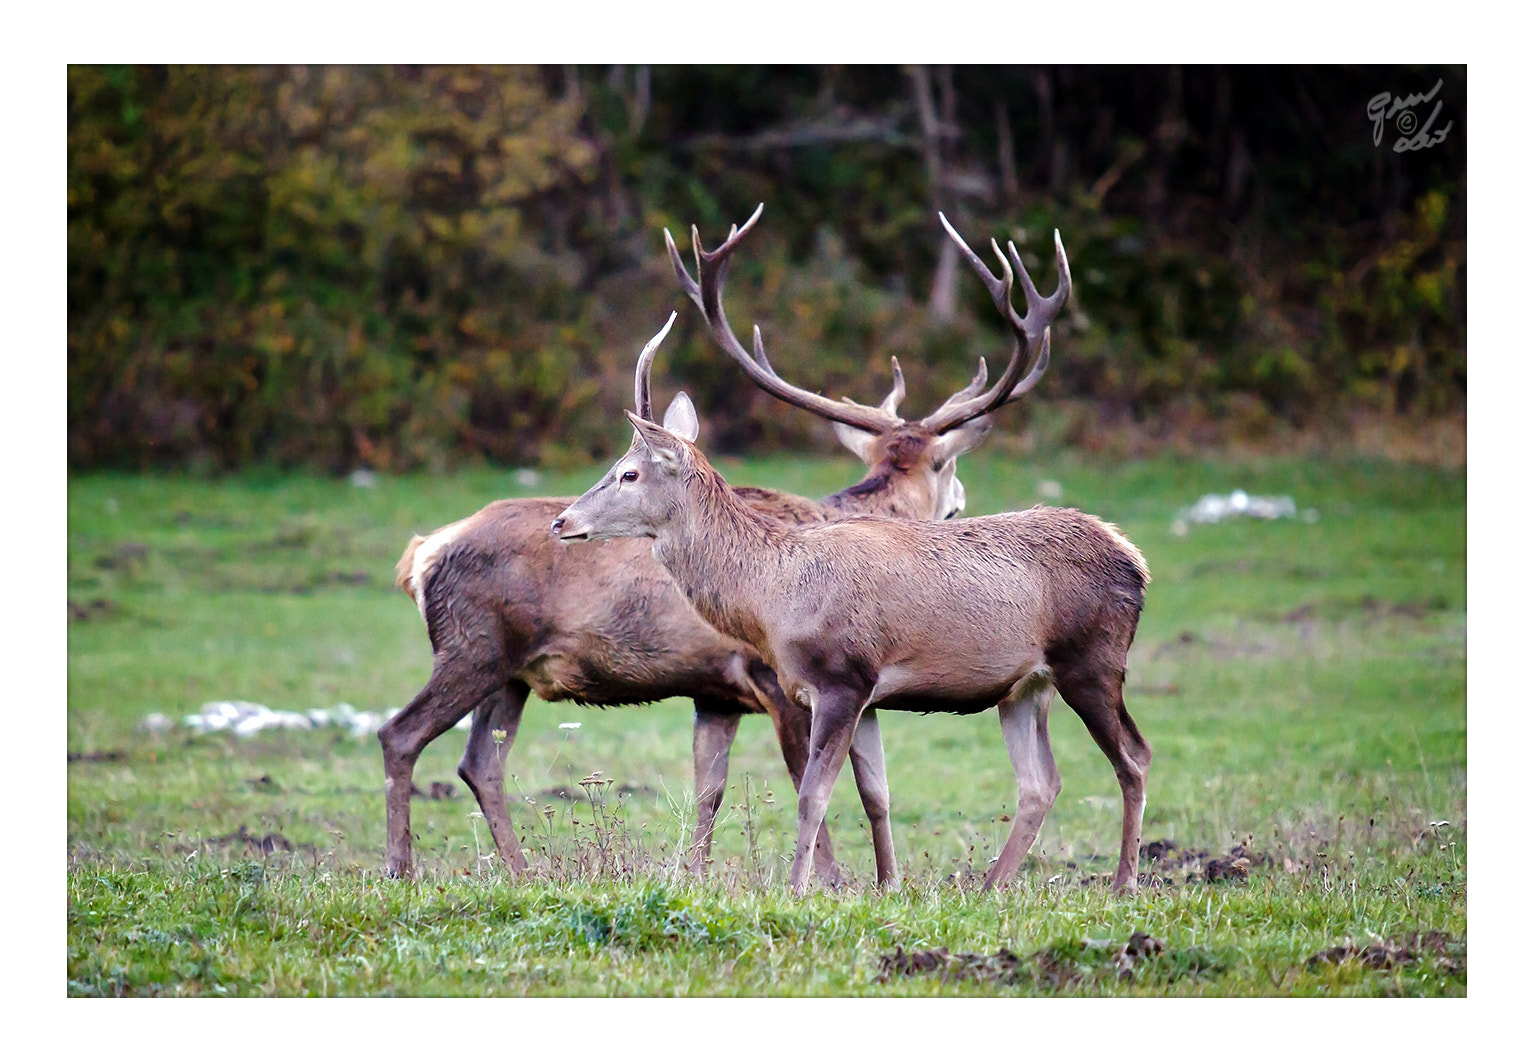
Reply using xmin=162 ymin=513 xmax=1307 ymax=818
xmin=67 ymin=65 xmax=1466 ymax=472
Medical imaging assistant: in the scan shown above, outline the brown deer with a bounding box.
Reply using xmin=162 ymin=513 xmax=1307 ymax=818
xmin=378 ymin=207 xmax=1037 ymax=882
xmin=555 ymin=218 xmax=1154 ymax=897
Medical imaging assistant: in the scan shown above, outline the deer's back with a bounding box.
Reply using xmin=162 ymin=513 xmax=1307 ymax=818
xmin=784 ymin=506 xmax=1148 ymax=664
xmin=398 ymin=487 xmax=832 ymax=706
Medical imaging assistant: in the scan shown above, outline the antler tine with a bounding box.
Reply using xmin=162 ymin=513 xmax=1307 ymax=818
xmin=992 ymin=229 xmax=1068 ymax=404
xmin=633 ymin=311 xmax=678 ymax=423
xmin=1006 ymin=329 xmax=1051 ymax=402
xmin=920 ymin=213 xmax=1039 ymax=433
xmin=926 ymin=356 xmax=991 ymax=422
xmin=880 ymin=356 xmax=906 ymax=417
xmin=675 ymin=205 xmax=898 ymax=434
xmin=1005 ymin=228 xmax=1073 ymax=347
xmin=664 ymin=227 xmax=705 ymax=315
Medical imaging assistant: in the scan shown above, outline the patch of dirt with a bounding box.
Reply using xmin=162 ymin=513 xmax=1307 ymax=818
xmin=205 ymin=825 xmax=302 ymax=855
xmin=1307 ymin=931 xmax=1464 ymax=976
xmin=877 ymin=931 xmax=1169 ymax=988
xmin=1281 ymin=595 xmax=1453 ymax=625
xmin=1138 ymin=839 xmax=1271 ymax=885
xmin=1358 ymin=594 xmax=1451 ymax=619
xmin=411 ymin=781 xmax=458 ymax=800
xmin=1150 ymin=629 xmax=1277 ymax=660
xmin=877 ymin=946 xmax=1027 ymax=985
xmin=262 ymin=570 xmax=374 ymax=595
xmin=1283 ymin=602 xmax=1317 ymax=622
xmin=67 ymin=750 xmax=126 ymax=763
xmin=92 ymin=542 xmax=148 ymax=570
xmin=68 ymin=598 xmax=121 ymax=622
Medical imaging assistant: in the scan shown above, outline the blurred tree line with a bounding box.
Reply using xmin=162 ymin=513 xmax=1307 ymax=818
xmin=68 ymin=64 xmax=1465 ymax=472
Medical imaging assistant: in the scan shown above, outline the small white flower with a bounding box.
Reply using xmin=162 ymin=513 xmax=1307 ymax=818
xmin=558 ymin=722 xmax=581 ymax=730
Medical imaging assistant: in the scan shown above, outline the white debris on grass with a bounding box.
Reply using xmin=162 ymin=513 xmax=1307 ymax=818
xmin=513 ymin=468 xmax=541 ymax=488
xmin=1037 ymin=480 xmax=1064 ymax=500
xmin=173 ymin=700 xmax=445 ymax=738
xmin=138 ymin=712 xmax=173 ymax=734
xmin=348 ymin=468 xmax=378 ymax=488
xmin=559 ymin=721 xmax=581 ymax=730
xmin=1172 ymin=490 xmax=1314 ymax=537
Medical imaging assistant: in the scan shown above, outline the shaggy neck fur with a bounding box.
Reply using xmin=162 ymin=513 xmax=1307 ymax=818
xmin=652 ymin=454 xmax=793 ymax=652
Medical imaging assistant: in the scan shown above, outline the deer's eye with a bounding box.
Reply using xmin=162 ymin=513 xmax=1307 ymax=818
xmin=620 ymin=469 xmax=639 ymax=483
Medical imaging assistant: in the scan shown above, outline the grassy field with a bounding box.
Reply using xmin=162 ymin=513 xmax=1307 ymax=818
xmin=66 ymin=448 xmax=1465 ymax=996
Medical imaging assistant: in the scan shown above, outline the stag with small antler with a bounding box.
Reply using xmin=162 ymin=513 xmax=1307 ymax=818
xmin=555 ymin=217 xmax=1154 ymax=896
xmin=379 ymin=206 xmax=1042 ymax=883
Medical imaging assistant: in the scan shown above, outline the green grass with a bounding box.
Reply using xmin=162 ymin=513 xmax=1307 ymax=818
xmin=66 ymin=450 xmax=1465 ymax=996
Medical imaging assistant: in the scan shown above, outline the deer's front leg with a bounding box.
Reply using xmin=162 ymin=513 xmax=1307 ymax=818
xmin=745 ymin=659 xmax=844 ymax=888
xmin=789 ymin=686 xmax=867 ymax=896
xmin=982 ymin=684 xmax=1059 ymax=890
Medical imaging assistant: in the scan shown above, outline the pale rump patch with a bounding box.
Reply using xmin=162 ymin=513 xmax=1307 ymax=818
xmin=1094 ymin=517 xmax=1152 ymax=585
xmin=399 ymin=517 xmax=472 ymax=622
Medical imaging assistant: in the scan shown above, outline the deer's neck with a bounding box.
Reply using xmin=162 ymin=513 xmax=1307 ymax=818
xmin=822 ymin=469 xmax=927 ymax=519
xmin=653 ymin=467 xmax=791 ymax=650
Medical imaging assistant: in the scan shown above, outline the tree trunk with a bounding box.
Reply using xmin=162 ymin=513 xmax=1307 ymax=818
xmin=909 ymin=64 xmax=958 ymax=321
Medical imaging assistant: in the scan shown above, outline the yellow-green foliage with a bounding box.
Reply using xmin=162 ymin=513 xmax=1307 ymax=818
xmin=69 ymin=65 xmax=597 ymax=470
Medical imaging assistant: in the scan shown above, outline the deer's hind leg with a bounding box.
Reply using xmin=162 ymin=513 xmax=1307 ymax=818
xmin=688 ymin=698 xmax=744 ymax=875
xmin=849 ymin=707 xmax=899 ymax=889
xmin=1051 ymin=649 xmax=1151 ymax=894
xmin=457 ymin=679 xmax=531 ymax=874
xmin=380 ymin=655 xmax=506 ymax=879
xmin=982 ymin=682 xmax=1060 ymax=891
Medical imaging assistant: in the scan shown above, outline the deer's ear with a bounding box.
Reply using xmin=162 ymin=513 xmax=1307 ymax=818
xmin=931 ymin=417 xmax=992 ymax=463
xmin=662 ymin=392 xmax=700 ymax=442
xmin=833 ymin=421 xmax=880 ymax=465
xmin=625 ymin=410 xmax=686 ymax=474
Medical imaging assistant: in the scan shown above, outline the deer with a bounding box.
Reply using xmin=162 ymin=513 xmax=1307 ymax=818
xmin=378 ymin=205 xmax=1042 ymax=883
xmin=554 ymin=215 xmax=1154 ymax=897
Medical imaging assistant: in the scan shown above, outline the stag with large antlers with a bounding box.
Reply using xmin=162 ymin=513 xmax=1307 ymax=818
xmin=378 ymin=207 xmax=1033 ymax=882
xmin=556 ymin=219 xmax=1154 ymax=896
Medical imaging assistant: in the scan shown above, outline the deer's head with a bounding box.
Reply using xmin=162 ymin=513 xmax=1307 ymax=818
xmin=666 ymin=205 xmax=1070 ymax=523
xmin=554 ymin=314 xmax=705 ymax=542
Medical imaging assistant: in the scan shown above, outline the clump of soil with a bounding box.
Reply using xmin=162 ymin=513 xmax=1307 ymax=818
xmin=877 ymin=931 xmax=1171 ymax=989
xmin=93 ymin=543 xmax=148 ymax=570
xmin=206 ymin=825 xmax=299 ymax=855
xmin=67 ymin=750 xmax=125 ymax=763
xmin=877 ymin=946 xmax=1029 ymax=985
xmin=1307 ymin=931 xmax=1464 ymax=976
xmin=1139 ymin=839 xmax=1269 ymax=885
xmin=68 ymin=598 xmax=121 ymax=622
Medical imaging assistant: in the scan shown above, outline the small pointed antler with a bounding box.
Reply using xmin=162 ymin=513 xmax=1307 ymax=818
xmin=633 ymin=311 xmax=678 ymax=422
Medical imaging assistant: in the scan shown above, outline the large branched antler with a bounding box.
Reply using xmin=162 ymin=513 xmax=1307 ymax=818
xmin=919 ymin=214 xmax=1071 ymax=434
xmin=666 ymin=205 xmax=903 ymax=434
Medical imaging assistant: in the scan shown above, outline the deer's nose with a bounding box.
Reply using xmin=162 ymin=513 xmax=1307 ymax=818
xmin=550 ymin=517 xmax=566 ymax=535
